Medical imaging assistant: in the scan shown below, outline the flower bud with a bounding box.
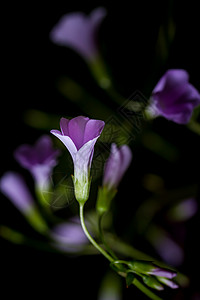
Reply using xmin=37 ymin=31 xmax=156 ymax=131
xmin=96 ymin=186 xmax=117 ymax=215
xmin=143 ymin=276 xmax=164 ymax=291
xmin=157 ymin=277 xmax=179 ymax=289
xmin=128 ymin=260 xmax=177 ymax=279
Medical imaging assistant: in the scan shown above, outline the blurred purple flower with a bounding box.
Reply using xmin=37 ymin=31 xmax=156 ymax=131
xmin=51 ymin=116 xmax=105 ymax=203
xmin=50 ymin=7 xmax=106 ymax=61
xmin=149 ymin=69 xmax=200 ymax=124
xmin=167 ymin=198 xmax=198 ymax=222
xmin=14 ymin=135 xmax=60 ymax=190
xmin=103 ymin=143 xmax=132 ymax=190
xmin=0 ymin=172 xmax=34 ymax=214
xmin=150 ymin=267 xmax=177 ymax=279
xmin=51 ymin=220 xmax=88 ymax=252
xmin=150 ymin=231 xmax=184 ymax=267
xmin=157 ymin=277 xmax=179 ymax=289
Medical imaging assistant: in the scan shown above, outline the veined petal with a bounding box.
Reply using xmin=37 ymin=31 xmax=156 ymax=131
xmin=60 ymin=117 xmax=70 ymax=136
xmin=83 ymin=119 xmax=105 ymax=144
xmin=50 ymin=130 xmax=77 ymax=160
xmin=68 ymin=116 xmax=90 ymax=150
xmin=74 ymin=136 xmax=99 ymax=180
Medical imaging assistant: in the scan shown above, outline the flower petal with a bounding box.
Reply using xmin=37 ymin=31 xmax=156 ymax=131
xmin=150 ymin=69 xmax=200 ymax=124
xmin=103 ymin=143 xmax=132 ymax=189
xmin=14 ymin=145 xmax=37 ymax=168
xmin=153 ymin=69 xmax=189 ymax=94
xmin=50 ymin=7 xmax=106 ymax=60
xmin=83 ymin=119 xmax=105 ymax=144
xmin=103 ymin=144 xmax=121 ymax=189
xmin=74 ymin=136 xmax=99 ymax=180
xmin=60 ymin=117 xmax=70 ymax=136
xmin=34 ymin=135 xmax=60 ymax=164
xmin=67 ymin=116 xmax=90 ymax=150
xmin=0 ymin=172 xmax=34 ymax=213
xmin=50 ymin=130 xmax=77 ymax=160
xmin=51 ymin=221 xmax=87 ymax=245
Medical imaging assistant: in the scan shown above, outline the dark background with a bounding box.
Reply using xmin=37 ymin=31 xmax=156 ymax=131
xmin=1 ymin=1 xmax=200 ymax=299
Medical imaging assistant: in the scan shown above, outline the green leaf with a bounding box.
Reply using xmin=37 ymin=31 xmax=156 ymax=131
xmin=126 ymin=272 xmax=135 ymax=287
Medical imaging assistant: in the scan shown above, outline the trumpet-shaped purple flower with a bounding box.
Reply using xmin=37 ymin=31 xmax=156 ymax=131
xmin=51 ymin=116 xmax=105 ymax=203
xmin=103 ymin=143 xmax=132 ymax=190
xmin=50 ymin=7 xmax=106 ymax=61
xmin=14 ymin=135 xmax=60 ymax=190
xmin=149 ymin=69 xmax=200 ymax=124
xmin=0 ymin=172 xmax=34 ymax=214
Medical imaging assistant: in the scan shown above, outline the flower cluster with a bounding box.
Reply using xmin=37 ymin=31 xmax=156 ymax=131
xmin=1 ymin=5 xmax=200 ymax=300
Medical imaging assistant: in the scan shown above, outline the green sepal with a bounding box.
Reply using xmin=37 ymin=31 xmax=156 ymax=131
xmin=72 ymin=175 xmax=92 ymax=205
xmin=96 ymin=186 xmax=117 ymax=216
xmin=110 ymin=260 xmax=127 ymax=273
xmin=128 ymin=260 xmax=156 ymax=275
xmin=126 ymin=272 xmax=135 ymax=287
xmin=143 ymin=276 xmax=164 ymax=291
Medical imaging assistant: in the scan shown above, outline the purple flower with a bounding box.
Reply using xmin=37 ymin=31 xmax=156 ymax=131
xmin=51 ymin=220 xmax=88 ymax=252
xmin=51 ymin=116 xmax=105 ymax=203
xmin=50 ymin=7 xmax=106 ymax=61
xmin=147 ymin=226 xmax=184 ymax=267
xmin=14 ymin=135 xmax=60 ymax=190
xmin=149 ymin=69 xmax=200 ymax=124
xmin=0 ymin=172 xmax=34 ymax=214
xmin=103 ymin=143 xmax=132 ymax=190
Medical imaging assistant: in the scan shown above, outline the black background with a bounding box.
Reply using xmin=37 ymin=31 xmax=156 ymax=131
xmin=1 ymin=1 xmax=200 ymax=299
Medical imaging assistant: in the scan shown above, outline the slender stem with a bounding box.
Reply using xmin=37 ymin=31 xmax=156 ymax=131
xmin=98 ymin=214 xmax=118 ymax=260
xmin=133 ymin=278 xmax=163 ymax=300
xmin=79 ymin=204 xmax=114 ymax=263
xmin=79 ymin=205 xmax=163 ymax=300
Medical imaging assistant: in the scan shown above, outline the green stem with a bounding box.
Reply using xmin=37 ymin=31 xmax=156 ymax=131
xmin=79 ymin=205 xmax=163 ymax=300
xmin=79 ymin=204 xmax=114 ymax=263
xmin=133 ymin=278 xmax=163 ymax=300
xmin=98 ymin=214 xmax=118 ymax=260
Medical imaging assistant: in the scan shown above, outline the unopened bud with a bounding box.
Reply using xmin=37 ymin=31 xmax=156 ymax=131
xmin=143 ymin=276 xmax=164 ymax=291
xmin=157 ymin=277 xmax=179 ymax=289
xmin=128 ymin=260 xmax=177 ymax=279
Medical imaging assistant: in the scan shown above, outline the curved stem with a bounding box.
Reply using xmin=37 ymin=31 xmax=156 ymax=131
xmin=79 ymin=204 xmax=163 ymax=300
xmin=79 ymin=204 xmax=114 ymax=263
xmin=98 ymin=214 xmax=118 ymax=260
